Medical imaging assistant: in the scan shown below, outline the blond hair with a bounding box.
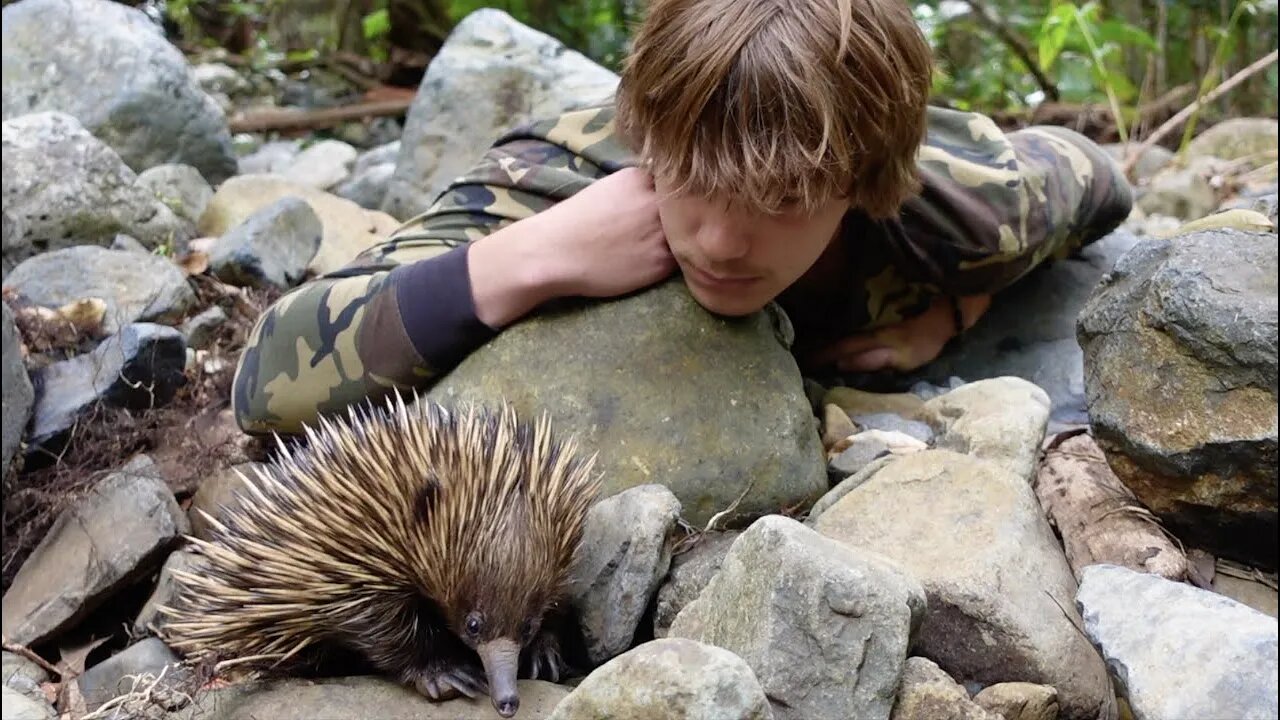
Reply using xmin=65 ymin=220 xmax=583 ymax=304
xmin=615 ymin=0 xmax=933 ymax=219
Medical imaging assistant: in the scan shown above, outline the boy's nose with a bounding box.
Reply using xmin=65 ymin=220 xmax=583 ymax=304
xmin=697 ymin=220 xmax=750 ymax=262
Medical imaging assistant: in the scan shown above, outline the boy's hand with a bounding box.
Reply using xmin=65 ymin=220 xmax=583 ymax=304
xmin=469 ymin=168 xmax=677 ymax=328
xmin=809 ymin=294 xmax=991 ymax=373
xmin=536 ymin=167 xmax=678 ymax=298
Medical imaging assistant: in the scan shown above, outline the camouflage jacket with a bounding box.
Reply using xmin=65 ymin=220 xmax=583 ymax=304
xmin=231 ymin=103 xmax=1132 ymax=435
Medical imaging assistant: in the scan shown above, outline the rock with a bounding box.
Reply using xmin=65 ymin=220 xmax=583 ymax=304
xmin=381 ymin=9 xmax=620 ymax=220
xmin=1076 ymin=564 xmax=1278 ymax=720
xmin=352 ymin=140 xmax=401 ymax=175
xmin=110 ymin=234 xmax=149 ymax=253
xmin=1136 ymin=168 xmax=1218 ymax=221
xmin=814 ymin=450 xmax=1112 ymax=720
xmin=899 ymin=229 xmax=1143 ymax=434
xmin=1 ymin=0 xmax=237 ymax=183
xmin=1185 ymin=118 xmax=1279 ymax=168
xmin=428 ymin=279 xmax=827 ymax=527
xmin=548 ymin=638 xmax=772 ymax=720
xmin=78 ymin=637 xmax=187 ymax=709
xmin=208 ymin=196 xmax=322 ymax=290
xmin=1102 ymin=143 xmax=1173 ymax=183
xmin=135 ymin=164 xmax=214 ymax=226
xmin=925 ymin=377 xmax=1050 ymax=482
xmin=191 ymin=62 xmax=251 ymax=99
xmin=1 ymin=456 xmax=187 ymax=647
xmin=1078 ymin=230 xmax=1277 ymax=569
xmin=179 ymin=306 xmax=228 ymax=350
xmin=1248 ymin=192 xmax=1279 ymax=229
xmin=170 ymin=676 xmax=568 ymax=720
xmin=2 ymin=209 xmax=28 ymax=277
xmin=187 ymin=463 xmax=257 ymax=541
xmin=1212 ymin=569 xmax=1279 ymax=618
xmin=5 ymin=246 xmax=195 ymax=335
xmin=652 ymin=531 xmax=738 ymax=638
xmin=198 ymin=174 xmax=399 ymax=276
xmin=281 ymin=139 xmax=359 ymax=190
xmin=670 ymin=515 xmax=926 ymax=720
xmin=1156 ymin=207 xmax=1274 ymax=238
xmin=2 ymin=303 xmax=34 ymax=476
xmin=333 ymin=162 xmax=395 ymax=210
xmin=972 ymin=682 xmax=1061 ymax=720
xmin=0 ymin=686 xmax=56 ymax=720
xmin=806 ymin=455 xmax=897 ymax=524
xmin=1 ymin=112 xmax=194 ymax=267
xmin=571 ymin=485 xmax=681 ymax=664
xmin=848 ymin=412 xmax=934 ymax=444
xmin=829 ymin=430 xmax=926 ymax=479
xmin=133 ymin=548 xmax=195 ymax=636
xmin=3 ymin=650 xmax=50 ymax=702
xmin=238 ymin=140 xmax=302 ymax=175
xmin=823 ymin=386 xmax=933 ymax=424
xmin=889 ymin=657 xmax=1002 ymax=720
xmin=27 ymin=324 xmax=187 ymax=451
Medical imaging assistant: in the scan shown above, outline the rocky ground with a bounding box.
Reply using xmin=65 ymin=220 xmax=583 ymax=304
xmin=2 ymin=1 xmax=1278 ymax=719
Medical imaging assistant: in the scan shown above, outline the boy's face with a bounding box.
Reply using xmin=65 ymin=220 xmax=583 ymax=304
xmin=655 ymin=178 xmax=848 ymax=316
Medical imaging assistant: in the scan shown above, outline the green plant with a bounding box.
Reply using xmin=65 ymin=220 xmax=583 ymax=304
xmin=1037 ymin=0 xmax=1157 ymax=141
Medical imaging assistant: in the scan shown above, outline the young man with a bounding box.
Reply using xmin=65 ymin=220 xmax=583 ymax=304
xmin=231 ymin=0 xmax=1133 ymax=436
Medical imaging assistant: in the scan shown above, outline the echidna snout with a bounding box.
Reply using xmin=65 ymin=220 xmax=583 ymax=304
xmin=476 ymin=638 xmax=520 ymax=717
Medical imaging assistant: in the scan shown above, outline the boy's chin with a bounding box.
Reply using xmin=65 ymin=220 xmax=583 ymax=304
xmin=683 ymin=281 xmax=771 ymax=318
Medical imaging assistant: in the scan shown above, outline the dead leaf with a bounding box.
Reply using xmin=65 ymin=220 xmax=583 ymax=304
xmin=177 ymin=250 xmax=210 ymax=277
xmin=56 ymin=298 xmax=106 ymax=336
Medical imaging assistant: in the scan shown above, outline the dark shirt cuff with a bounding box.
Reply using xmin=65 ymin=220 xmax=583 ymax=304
xmin=391 ymin=244 xmax=499 ymax=372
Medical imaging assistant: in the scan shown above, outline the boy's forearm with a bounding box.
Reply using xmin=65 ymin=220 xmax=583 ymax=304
xmin=467 ymin=214 xmax=565 ymax=329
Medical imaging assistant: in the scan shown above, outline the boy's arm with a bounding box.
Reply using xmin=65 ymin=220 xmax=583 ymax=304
xmin=231 ymin=106 xmax=671 ymax=435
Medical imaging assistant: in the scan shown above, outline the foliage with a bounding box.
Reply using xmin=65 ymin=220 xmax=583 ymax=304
xmin=164 ymin=0 xmax=1277 ymax=122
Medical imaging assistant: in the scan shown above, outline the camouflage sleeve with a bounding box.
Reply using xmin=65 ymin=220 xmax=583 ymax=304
xmin=231 ymin=105 xmax=630 ymax=435
xmin=862 ymin=107 xmax=1134 ymax=325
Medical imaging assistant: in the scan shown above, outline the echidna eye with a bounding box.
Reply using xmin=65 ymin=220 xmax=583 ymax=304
xmin=465 ymin=612 xmax=482 ymax=638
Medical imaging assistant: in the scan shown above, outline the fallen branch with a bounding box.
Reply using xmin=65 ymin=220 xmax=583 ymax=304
xmin=228 ymin=97 xmax=413 ymax=133
xmin=1 ymin=637 xmax=63 ymax=678
xmin=1122 ymin=49 xmax=1279 ymax=178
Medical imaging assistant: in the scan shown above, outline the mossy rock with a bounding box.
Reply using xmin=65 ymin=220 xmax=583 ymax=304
xmin=428 ymin=278 xmax=827 ymax=526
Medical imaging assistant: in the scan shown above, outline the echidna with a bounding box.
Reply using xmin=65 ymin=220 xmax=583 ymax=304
xmin=159 ymin=394 xmax=599 ymax=718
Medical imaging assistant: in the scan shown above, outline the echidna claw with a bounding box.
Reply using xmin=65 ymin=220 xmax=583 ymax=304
xmin=416 ymin=666 xmax=488 ymax=702
xmin=523 ymin=634 xmax=564 ymax=683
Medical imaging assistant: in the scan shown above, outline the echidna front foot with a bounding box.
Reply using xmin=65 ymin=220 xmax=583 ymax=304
xmin=413 ymin=664 xmax=488 ymax=702
xmin=522 ymin=630 xmax=565 ymax=683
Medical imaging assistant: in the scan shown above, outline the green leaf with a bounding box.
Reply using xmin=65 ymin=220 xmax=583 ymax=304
xmin=1037 ymin=2 xmax=1077 ymax=70
xmin=1096 ymin=19 xmax=1158 ymax=51
xmin=362 ymin=8 xmax=391 ymax=41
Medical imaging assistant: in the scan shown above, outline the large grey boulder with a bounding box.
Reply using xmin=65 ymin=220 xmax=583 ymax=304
xmin=1 ymin=0 xmax=237 ymax=183
xmin=2 ymin=303 xmax=34 ymax=476
xmin=428 ymin=279 xmax=828 ymax=527
xmin=814 ymin=450 xmax=1113 ymax=720
xmin=1077 ymin=564 xmax=1278 ymax=720
xmin=670 ymin=515 xmax=926 ymax=720
xmin=1 ymin=112 xmax=195 ymax=269
xmin=5 ymin=246 xmax=195 ymax=335
xmin=381 ymin=9 xmax=619 ymax=221
xmin=1078 ymin=230 xmax=1277 ymax=570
